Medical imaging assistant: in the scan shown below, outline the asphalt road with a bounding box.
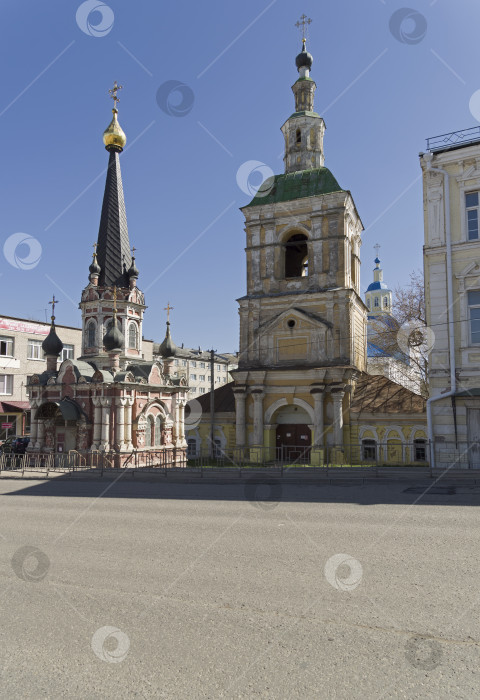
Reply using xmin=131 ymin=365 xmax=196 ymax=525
xmin=0 ymin=477 xmax=479 ymax=699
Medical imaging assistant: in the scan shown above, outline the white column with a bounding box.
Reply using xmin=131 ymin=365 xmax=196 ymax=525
xmin=311 ymin=389 xmax=325 ymax=446
xmin=178 ymin=399 xmax=186 ymax=447
xmin=124 ymin=398 xmax=134 ymax=450
xmin=29 ymin=402 xmax=38 ymax=450
xmin=331 ymin=390 xmax=345 ymax=447
xmin=35 ymin=419 xmax=45 ymax=451
xmin=92 ymin=398 xmax=102 ymax=450
xmin=233 ymin=389 xmax=246 ymax=446
xmin=100 ymin=398 xmax=111 ymax=451
xmin=252 ymin=390 xmax=265 ymax=446
xmin=115 ymin=398 xmax=127 ymax=451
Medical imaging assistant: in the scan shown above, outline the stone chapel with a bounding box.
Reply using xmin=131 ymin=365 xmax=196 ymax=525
xmin=27 ymin=90 xmax=187 ymax=465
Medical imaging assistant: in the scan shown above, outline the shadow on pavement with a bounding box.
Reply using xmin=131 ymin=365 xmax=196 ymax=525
xmin=2 ymin=472 xmax=480 ymax=506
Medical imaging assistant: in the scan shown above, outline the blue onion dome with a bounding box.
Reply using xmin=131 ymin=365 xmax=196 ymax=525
xmin=89 ymin=252 xmax=101 ymax=275
xmin=366 ymin=280 xmax=389 ymax=292
xmin=103 ymin=318 xmax=124 ymax=352
xmin=295 ymin=39 xmax=313 ymax=72
xmin=42 ymin=320 xmax=64 ymax=357
xmin=128 ymin=255 xmax=139 ymax=278
xmin=159 ymin=321 xmax=177 ymax=358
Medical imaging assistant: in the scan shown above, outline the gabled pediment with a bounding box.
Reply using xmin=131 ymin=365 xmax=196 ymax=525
xmin=457 ymin=261 xmax=480 ymax=279
xmin=258 ymin=307 xmax=332 ymax=334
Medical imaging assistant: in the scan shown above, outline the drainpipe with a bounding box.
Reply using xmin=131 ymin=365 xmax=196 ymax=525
xmin=423 ymin=152 xmax=456 ymax=468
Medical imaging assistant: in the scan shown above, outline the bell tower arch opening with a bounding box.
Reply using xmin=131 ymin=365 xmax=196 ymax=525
xmin=284 ymin=233 xmax=309 ymax=278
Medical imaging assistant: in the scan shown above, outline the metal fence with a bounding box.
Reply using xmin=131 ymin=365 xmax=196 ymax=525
xmin=432 ymin=442 xmax=480 ymax=471
xmin=187 ymin=442 xmax=430 ymax=469
xmin=0 ymin=448 xmax=187 ymax=476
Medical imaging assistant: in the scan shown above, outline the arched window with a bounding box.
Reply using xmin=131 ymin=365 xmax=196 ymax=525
xmin=87 ymin=322 xmax=96 ymax=348
xmin=187 ymin=438 xmax=197 ymax=458
xmin=383 ymin=296 xmax=389 ymax=308
xmin=284 ymin=233 xmax=308 ymax=278
xmin=145 ymin=415 xmax=154 ymax=447
xmin=154 ymin=415 xmax=162 ymax=446
xmin=296 ymin=128 xmax=301 ymax=144
xmin=362 ymin=439 xmax=376 ymax=461
xmin=374 ymin=297 xmax=379 ymax=308
xmin=128 ymin=323 xmax=138 ymax=350
xmin=414 ymin=439 xmax=426 ymax=461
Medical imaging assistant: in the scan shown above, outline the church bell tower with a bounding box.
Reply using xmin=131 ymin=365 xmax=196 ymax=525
xmin=232 ymin=22 xmax=367 ymax=458
xmin=79 ymin=82 xmax=146 ymax=368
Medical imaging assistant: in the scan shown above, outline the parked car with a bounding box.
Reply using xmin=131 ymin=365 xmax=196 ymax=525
xmin=0 ymin=436 xmax=30 ymax=454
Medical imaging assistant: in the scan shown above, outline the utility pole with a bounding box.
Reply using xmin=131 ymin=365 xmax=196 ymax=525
xmin=210 ymin=348 xmax=215 ymax=459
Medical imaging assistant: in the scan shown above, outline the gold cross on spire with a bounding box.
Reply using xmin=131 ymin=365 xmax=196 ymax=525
xmin=164 ymin=302 xmax=174 ymax=322
xmin=48 ymin=295 xmax=59 ymax=321
xmin=108 ymin=81 xmax=123 ymax=110
xmin=374 ymin=243 xmax=381 ymax=259
xmin=93 ymin=242 xmax=97 ymax=254
xmin=295 ymin=14 xmax=312 ymax=40
xmin=131 ymin=246 xmax=136 ymax=257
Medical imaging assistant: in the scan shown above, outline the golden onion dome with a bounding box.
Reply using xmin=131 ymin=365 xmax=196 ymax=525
xmin=103 ymin=109 xmax=127 ymax=150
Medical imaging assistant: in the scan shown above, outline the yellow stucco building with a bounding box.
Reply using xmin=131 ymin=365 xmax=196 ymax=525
xmin=186 ymin=39 xmax=426 ymax=465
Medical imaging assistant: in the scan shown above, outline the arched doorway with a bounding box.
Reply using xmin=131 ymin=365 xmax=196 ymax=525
xmin=273 ymin=405 xmax=311 ymax=462
xmin=36 ymin=400 xmax=84 ymax=453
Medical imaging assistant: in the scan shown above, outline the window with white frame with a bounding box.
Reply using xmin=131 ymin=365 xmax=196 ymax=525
xmin=128 ymin=323 xmax=138 ymax=350
xmin=199 ymin=387 xmax=205 ymax=393
xmin=191 ymin=361 xmax=196 ymax=367
xmin=0 ymin=337 xmax=13 ymax=357
xmin=217 ymin=364 xmax=221 ymax=371
xmin=0 ymin=375 xmax=13 ymax=395
xmin=468 ymin=291 xmax=480 ymax=344
xmin=27 ymin=339 xmax=43 ymax=360
xmin=61 ymin=344 xmax=74 ymax=361
xmin=374 ymin=297 xmax=379 ymax=308
xmin=383 ymin=296 xmax=389 ymax=308
xmin=362 ymin=439 xmax=376 ymax=461
xmin=414 ymin=439 xmax=426 ymax=461
xmin=190 ymin=374 xmax=197 ymax=380
xmin=466 ymin=192 xmax=479 ymax=240
xmin=87 ymin=322 xmax=96 ymax=347
xmin=199 ymin=374 xmax=205 ymax=381
xmin=200 ymin=362 xmax=205 ymax=368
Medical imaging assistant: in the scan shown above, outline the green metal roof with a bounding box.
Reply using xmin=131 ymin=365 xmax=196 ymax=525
xmin=245 ymin=167 xmax=344 ymax=207
xmin=287 ymin=110 xmax=321 ymax=119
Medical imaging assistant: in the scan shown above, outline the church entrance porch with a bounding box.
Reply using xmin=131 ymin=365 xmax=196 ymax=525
xmin=276 ymin=424 xmax=311 ymax=462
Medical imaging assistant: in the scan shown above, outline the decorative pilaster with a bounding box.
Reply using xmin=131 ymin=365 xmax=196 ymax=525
xmin=311 ymin=387 xmax=325 ymax=446
xmin=35 ymin=419 xmax=45 ymax=451
xmin=124 ymin=398 xmax=134 ymax=450
xmin=115 ymin=398 xmax=127 ymax=451
xmin=99 ymin=397 xmax=111 ymax=451
xmin=331 ymin=389 xmax=345 ymax=447
xmin=233 ymin=388 xmax=247 ymax=447
xmin=91 ymin=397 xmax=102 ymax=450
xmin=251 ymin=389 xmax=265 ymax=446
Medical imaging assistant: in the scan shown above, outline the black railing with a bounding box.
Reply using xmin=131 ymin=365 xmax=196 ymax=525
xmin=426 ymin=126 xmax=480 ymax=153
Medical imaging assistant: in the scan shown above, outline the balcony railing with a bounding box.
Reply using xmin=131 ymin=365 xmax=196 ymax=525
xmin=426 ymin=126 xmax=480 ymax=152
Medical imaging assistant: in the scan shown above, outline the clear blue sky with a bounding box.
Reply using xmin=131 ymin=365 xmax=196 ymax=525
xmin=0 ymin=0 xmax=477 ymax=351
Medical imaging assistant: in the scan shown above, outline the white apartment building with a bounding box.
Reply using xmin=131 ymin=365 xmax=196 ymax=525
xmin=0 ymin=315 xmax=82 ymax=439
xmin=164 ymin=346 xmax=238 ymax=398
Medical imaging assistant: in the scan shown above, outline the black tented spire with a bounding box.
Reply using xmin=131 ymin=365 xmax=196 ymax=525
xmin=96 ymin=149 xmax=132 ymax=288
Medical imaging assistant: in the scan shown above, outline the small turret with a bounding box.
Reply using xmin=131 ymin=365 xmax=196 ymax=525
xmin=128 ymin=247 xmax=139 ymax=289
xmin=103 ymin=287 xmax=124 ymax=372
xmin=89 ymin=245 xmax=101 ymax=285
xmin=42 ymin=296 xmax=64 ymax=372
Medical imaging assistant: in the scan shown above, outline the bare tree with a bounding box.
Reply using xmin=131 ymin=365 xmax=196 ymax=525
xmin=367 ymin=270 xmax=428 ymax=397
